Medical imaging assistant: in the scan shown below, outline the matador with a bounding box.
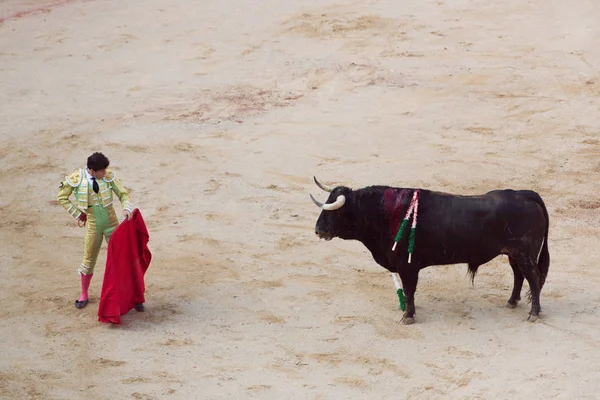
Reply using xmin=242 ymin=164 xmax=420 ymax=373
xmin=57 ymin=152 xmax=134 ymax=309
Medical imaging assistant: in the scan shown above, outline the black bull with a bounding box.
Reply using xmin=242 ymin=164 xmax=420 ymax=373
xmin=310 ymin=177 xmax=550 ymax=324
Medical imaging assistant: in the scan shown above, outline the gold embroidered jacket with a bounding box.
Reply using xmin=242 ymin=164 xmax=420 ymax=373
xmin=57 ymin=168 xmax=133 ymax=219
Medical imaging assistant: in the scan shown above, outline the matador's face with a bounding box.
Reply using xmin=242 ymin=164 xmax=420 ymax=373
xmin=88 ymin=168 xmax=107 ymax=179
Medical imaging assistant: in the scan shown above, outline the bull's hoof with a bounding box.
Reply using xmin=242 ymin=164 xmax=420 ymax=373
xmin=506 ymin=301 xmax=518 ymax=309
xmin=400 ymin=316 xmax=415 ymax=325
xmin=527 ymin=314 xmax=538 ymax=322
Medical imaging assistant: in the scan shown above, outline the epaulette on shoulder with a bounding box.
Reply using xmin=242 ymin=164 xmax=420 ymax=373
xmin=65 ymin=168 xmax=83 ymax=187
xmin=103 ymin=168 xmax=116 ymax=182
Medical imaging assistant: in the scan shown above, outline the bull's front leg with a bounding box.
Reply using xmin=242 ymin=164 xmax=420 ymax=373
xmin=398 ymin=269 xmax=419 ymax=325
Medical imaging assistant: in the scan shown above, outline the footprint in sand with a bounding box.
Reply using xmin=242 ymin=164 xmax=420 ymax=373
xmin=204 ymin=179 xmax=221 ymax=195
xmin=160 ymin=338 xmax=194 ymax=346
xmin=93 ymin=358 xmax=126 ymax=367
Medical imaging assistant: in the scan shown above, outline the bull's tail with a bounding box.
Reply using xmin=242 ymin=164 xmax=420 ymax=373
xmin=467 ymin=263 xmax=480 ymax=285
xmin=524 ymin=190 xmax=550 ymax=289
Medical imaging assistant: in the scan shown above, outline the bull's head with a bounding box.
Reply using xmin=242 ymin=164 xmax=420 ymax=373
xmin=310 ymin=177 xmax=352 ymax=241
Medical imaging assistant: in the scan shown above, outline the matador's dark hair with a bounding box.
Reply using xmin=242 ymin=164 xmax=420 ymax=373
xmin=87 ymin=152 xmax=110 ymax=171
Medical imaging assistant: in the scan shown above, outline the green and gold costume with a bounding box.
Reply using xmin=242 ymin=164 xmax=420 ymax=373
xmin=57 ymin=168 xmax=133 ymax=275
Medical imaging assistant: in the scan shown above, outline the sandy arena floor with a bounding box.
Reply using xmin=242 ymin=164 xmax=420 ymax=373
xmin=1 ymin=0 xmax=600 ymax=398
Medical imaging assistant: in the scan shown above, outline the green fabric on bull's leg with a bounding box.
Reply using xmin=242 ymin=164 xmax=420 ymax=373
xmin=397 ymin=288 xmax=406 ymax=311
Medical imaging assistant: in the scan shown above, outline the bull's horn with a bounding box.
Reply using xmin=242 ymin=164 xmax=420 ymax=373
xmin=310 ymin=194 xmax=324 ymax=208
xmin=323 ymin=195 xmax=346 ymax=211
xmin=314 ymin=176 xmax=333 ymax=193
xmin=310 ymin=194 xmax=346 ymax=211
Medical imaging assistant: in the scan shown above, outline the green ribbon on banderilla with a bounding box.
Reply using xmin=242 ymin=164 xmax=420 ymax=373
xmin=390 ymin=190 xmax=420 ymax=312
xmin=391 ymin=190 xmax=420 ymax=263
xmin=392 ymin=272 xmax=406 ymax=311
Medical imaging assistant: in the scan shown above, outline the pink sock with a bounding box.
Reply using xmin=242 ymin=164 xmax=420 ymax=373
xmin=79 ymin=273 xmax=93 ymax=302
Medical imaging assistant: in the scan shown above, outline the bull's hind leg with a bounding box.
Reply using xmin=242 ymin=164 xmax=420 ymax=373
xmin=506 ymin=256 xmax=524 ymax=308
xmin=512 ymin=254 xmax=542 ymax=322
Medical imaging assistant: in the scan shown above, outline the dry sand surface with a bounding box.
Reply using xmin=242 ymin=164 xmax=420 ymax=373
xmin=2 ymin=0 xmax=600 ymax=398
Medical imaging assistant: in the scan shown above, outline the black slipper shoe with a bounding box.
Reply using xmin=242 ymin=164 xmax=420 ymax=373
xmin=75 ymin=299 xmax=88 ymax=309
xmin=134 ymin=303 xmax=145 ymax=312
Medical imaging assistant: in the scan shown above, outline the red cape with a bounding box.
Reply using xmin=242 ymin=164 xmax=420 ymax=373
xmin=98 ymin=208 xmax=152 ymax=324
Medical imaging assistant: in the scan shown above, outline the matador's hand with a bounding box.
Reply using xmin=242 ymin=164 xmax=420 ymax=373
xmin=123 ymin=210 xmax=132 ymax=220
